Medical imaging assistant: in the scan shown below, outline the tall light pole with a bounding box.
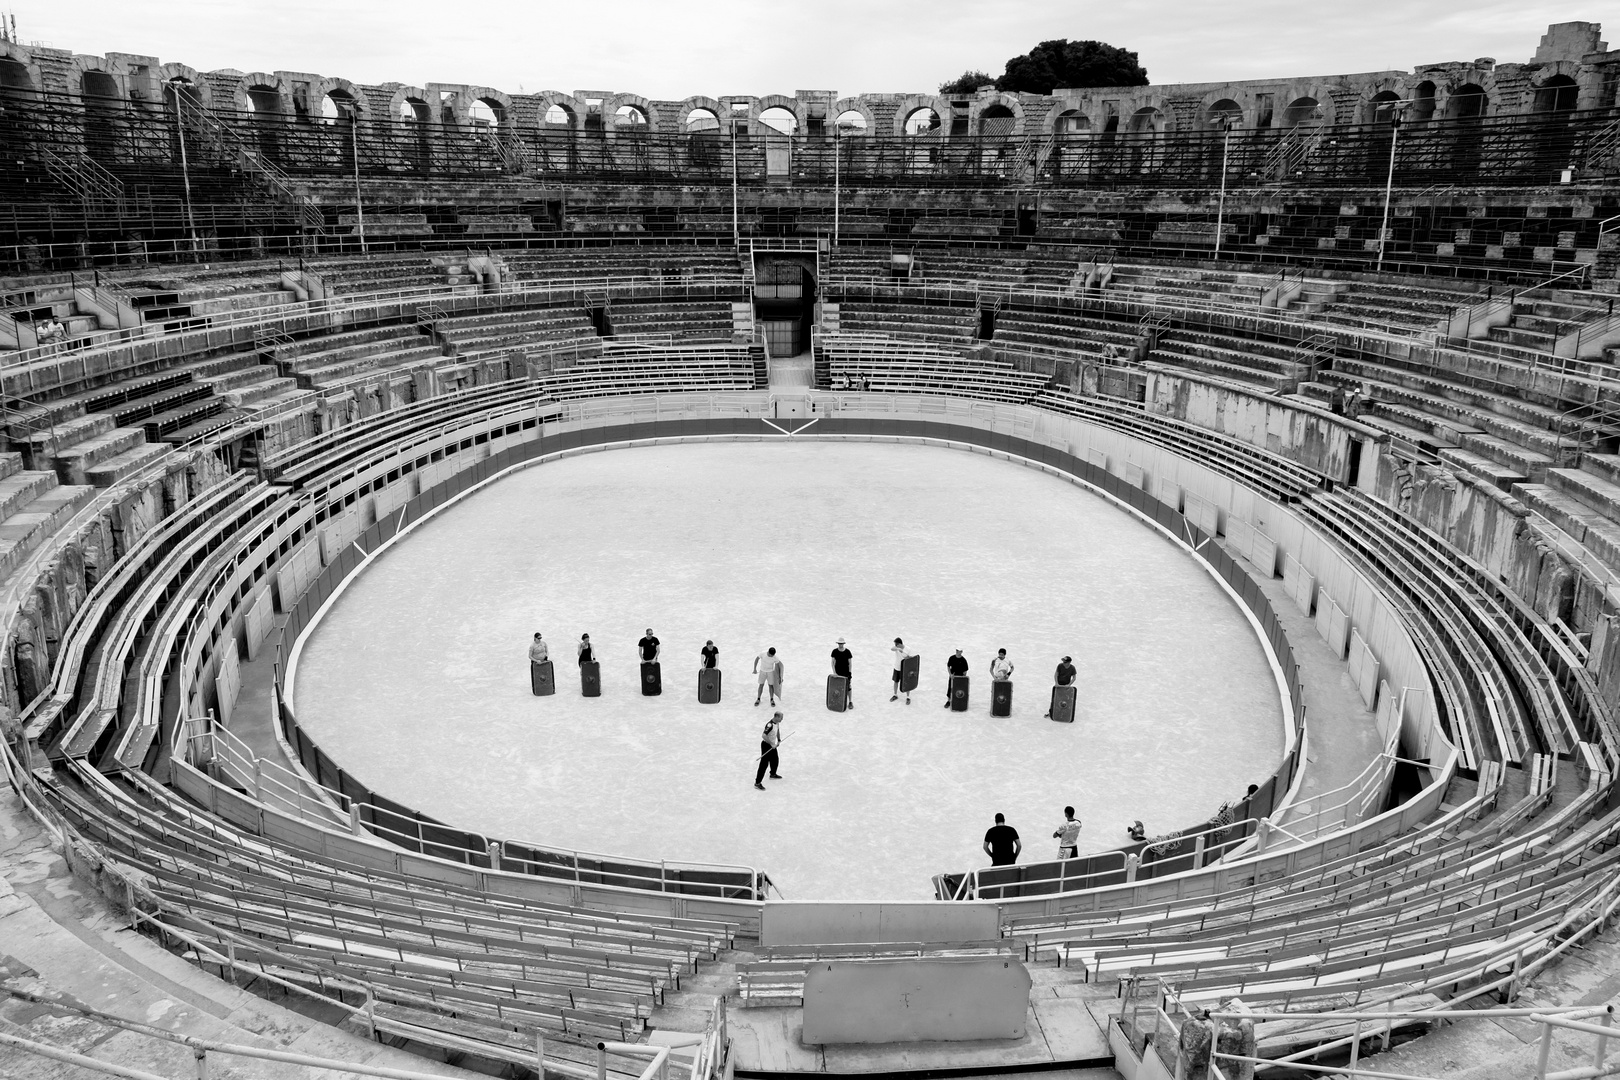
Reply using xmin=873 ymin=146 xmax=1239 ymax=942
xmin=1213 ymin=114 xmax=1240 ymax=260
xmin=731 ymin=118 xmax=740 ymax=251
xmin=169 ymin=79 xmax=201 ymax=257
xmin=833 ymin=121 xmax=840 ymax=248
xmin=350 ymin=111 xmax=367 ymax=254
xmin=1376 ymin=100 xmax=1413 ymax=272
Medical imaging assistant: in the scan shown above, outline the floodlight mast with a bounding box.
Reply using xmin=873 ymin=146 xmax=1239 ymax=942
xmin=1377 ymin=100 xmax=1415 ymax=272
xmin=1213 ymin=114 xmax=1240 ymax=261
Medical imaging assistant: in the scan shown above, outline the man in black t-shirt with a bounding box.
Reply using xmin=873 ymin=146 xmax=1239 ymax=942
xmin=830 ymin=637 xmax=854 ymax=710
xmin=982 ymin=813 xmax=1021 ymax=866
xmin=1046 ymin=655 xmax=1077 ymax=719
xmin=944 ymin=649 xmax=969 ymax=707
xmin=638 ymin=629 xmax=660 ymax=664
xmin=700 ymin=640 xmax=719 ymax=669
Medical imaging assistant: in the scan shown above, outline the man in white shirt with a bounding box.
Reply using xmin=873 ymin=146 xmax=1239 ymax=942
xmin=753 ymin=647 xmax=782 ymax=706
xmin=990 ymin=648 xmax=1014 ymax=683
xmin=1053 ymin=806 xmax=1081 ymax=860
xmin=890 ymin=637 xmax=912 ymax=704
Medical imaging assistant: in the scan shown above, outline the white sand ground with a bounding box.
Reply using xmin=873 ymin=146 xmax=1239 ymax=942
xmin=293 ymin=440 xmax=1284 ymax=900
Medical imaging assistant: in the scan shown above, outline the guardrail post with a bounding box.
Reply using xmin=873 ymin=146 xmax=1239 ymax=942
xmin=348 ymin=802 xmax=363 ymax=835
xmin=1598 ymin=1005 xmax=1614 ymax=1070
xmin=536 ymin=1032 xmax=545 ymax=1078
xmin=1537 ymin=1019 xmax=1555 ymax=1078
xmin=597 ymin=1043 xmax=608 ymax=1080
xmin=364 ymin=987 xmax=376 ymax=1040
xmin=193 ymin=1046 xmax=208 ymax=1080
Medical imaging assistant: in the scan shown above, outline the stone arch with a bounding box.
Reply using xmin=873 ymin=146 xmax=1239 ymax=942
xmin=1126 ymin=105 xmax=1165 ymax=134
xmin=749 ymin=94 xmax=803 ymax=137
xmin=66 ymin=58 xmax=125 ymax=100
xmin=1531 ymin=68 xmax=1581 ymax=112
xmin=676 ymin=95 xmax=723 ymax=134
xmin=1280 ymin=95 xmax=1325 ymax=128
xmin=969 ymin=92 xmax=1024 ymax=137
xmin=533 ymin=91 xmax=584 ymax=129
xmin=832 ymin=97 xmax=875 ymax=136
xmin=455 ymin=87 xmax=513 ymax=128
xmin=1442 ymin=81 xmax=1489 ymax=119
xmin=157 ymin=63 xmax=210 ymax=109
xmin=1042 ymin=104 xmax=1098 ymax=135
xmin=0 ymin=42 xmax=41 ymax=95
xmin=892 ymin=93 xmax=949 ymax=137
xmin=233 ymin=72 xmax=291 ymax=115
xmin=1364 ymin=89 xmax=1404 ymax=124
xmin=607 ymin=92 xmax=657 ymax=131
xmin=312 ymin=77 xmax=371 ymax=122
xmin=1202 ymin=96 xmax=1246 ymax=129
xmin=1410 ymin=80 xmax=1437 ymax=121
xmin=387 ymin=85 xmax=432 ymax=123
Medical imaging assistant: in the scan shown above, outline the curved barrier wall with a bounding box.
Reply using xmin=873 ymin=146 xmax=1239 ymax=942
xmin=168 ymin=389 xmax=1456 ymax=915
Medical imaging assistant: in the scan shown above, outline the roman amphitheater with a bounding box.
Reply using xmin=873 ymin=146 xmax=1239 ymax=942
xmin=2 ymin=17 xmax=1620 ymax=1080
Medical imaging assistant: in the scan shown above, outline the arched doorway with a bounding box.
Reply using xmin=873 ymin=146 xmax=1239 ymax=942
xmin=1532 ymin=76 xmax=1580 ymax=175
xmin=245 ymin=85 xmax=284 ymax=163
xmin=979 ymin=103 xmax=1015 ymax=137
xmin=1445 ymin=83 xmax=1487 ymax=176
xmin=81 ymin=70 xmax=122 ymax=165
xmin=1365 ymin=90 xmax=1402 ymax=179
xmin=1049 ymin=109 xmax=1090 ymax=179
xmin=1533 ymin=75 xmax=1578 ymax=113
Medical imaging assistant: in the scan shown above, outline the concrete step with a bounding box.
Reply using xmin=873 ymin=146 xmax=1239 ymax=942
xmin=1438 ymin=447 xmax=1528 ymax=492
xmin=0 ymin=450 xmax=24 ymax=481
xmin=83 ymin=441 xmax=173 ymax=487
xmin=0 ymin=469 xmax=60 ymax=523
xmin=177 ymin=351 xmax=263 ymax=380
xmin=52 ymin=427 xmax=148 ymax=485
xmin=224 ymin=375 xmax=301 ymax=407
xmin=0 ymin=484 xmax=95 ymax=582
xmin=1512 ymin=482 xmax=1620 ymax=571
xmin=187 ymin=290 xmax=298 ymax=315
xmin=1458 ymin=432 xmax=1555 ymax=483
xmin=293 ymin=345 xmax=444 ymax=387
xmin=1582 ymin=452 xmax=1620 ymax=489
xmin=1549 ymin=467 xmax=1620 ymax=524
xmin=13 ymin=412 xmax=117 ymax=467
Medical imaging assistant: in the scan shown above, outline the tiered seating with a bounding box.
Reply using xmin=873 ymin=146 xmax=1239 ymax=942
xmin=502 ymin=249 xmax=740 ymax=284
xmin=435 ymin=306 xmax=601 ymax=358
xmin=5 ymin=372 xmax=187 ymax=486
xmin=832 ymin=300 xmax=977 ymax=345
xmin=1313 ymin=278 xmax=1483 ymax=332
xmin=539 ymin=344 xmax=758 ymax=398
xmin=609 ymin=300 xmax=733 ymax=341
xmin=0 ymin=449 xmax=95 ymax=582
xmin=1147 ymin=330 xmax=1312 ymax=392
xmin=993 ymin=308 xmax=1140 ymax=360
xmin=305 ymin=253 xmax=439 ymax=295
xmin=819 ymin=335 xmax=1048 ymax=402
xmin=271 ymin=324 xmax=446 ymax=388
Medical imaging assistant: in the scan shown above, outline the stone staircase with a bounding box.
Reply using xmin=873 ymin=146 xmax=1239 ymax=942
xmin=0 ymin=451 xmax=95 ymax=583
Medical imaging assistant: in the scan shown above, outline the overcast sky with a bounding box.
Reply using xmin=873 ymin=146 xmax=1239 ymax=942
xmin=5 ymin=0 xmax=1603 ymax=99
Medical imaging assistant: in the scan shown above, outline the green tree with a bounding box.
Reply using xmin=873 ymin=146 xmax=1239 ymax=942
xmin=939 ymin=70 xmax=997 ymax=95
xmin=997 ymin=40 xmax=1148 ymax=93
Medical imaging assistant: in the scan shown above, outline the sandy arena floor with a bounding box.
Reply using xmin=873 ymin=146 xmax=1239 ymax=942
xmin=292 ymin=439 xmax=1285 ymax=900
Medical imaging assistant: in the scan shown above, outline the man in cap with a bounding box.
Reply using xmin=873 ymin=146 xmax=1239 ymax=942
xmin=753 ymin=711 xmax=784 ymax=789
xmin=830 ymin=637 xmax=854 ymax=710
xmin=1045 ymin=655 xmax=1077 ymax=718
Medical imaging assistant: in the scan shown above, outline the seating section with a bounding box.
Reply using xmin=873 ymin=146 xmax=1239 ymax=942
xmin=3 ymin=243 xmax=1620 ymax=1080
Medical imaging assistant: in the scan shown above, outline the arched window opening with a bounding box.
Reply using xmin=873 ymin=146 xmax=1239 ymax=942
xmin=979 ymin=103 xmax=1015 ymax=137
xmin=1410 ymin=81 xmax=1437 ymax=121
xmin=1127 ymin=106 xmax=1163 ymax=135
xmin=903 ymin=107 xmax=940 ymax=136
xmin=759 ymin=106 xmax=797 ymax=135
xmin=835 ymin=110 xmax=867 ymax=134
xmin=685 ymin=108 xmax=719 ymax=133
xmin=321 ymin=90 xmax=356 ymax=124
xmin=0 ymin=57 xmax=31 ymax=92
xmin=614 ymin=104 xmax=648 ymax=129
xmin=1204 ymin=99 xmax=1242 ymax=129
xmin=1445 ymin=84 xmax=1486 ymax=119
xmin=1533 ymin=75 xmax=1578 ymax=113
xmin=1282 ymin=97 xmax=1322 ymax=128
xmin=82 ymin=71 xmax=118 ymax=100
xmin=246 ymin=87 xmax=282 ymax=115
xmin=1366 ymin=90 xmax=1402 ymax=124
xmin=1054 ymin=109 xmax=1090 ymax=135
xmin=468 ymin=98 xmax=502 ymax=128
xmin=544 ymin=103 xmax=575 ymax=127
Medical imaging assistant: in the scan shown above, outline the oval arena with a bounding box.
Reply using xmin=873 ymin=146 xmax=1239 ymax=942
xmin=3 ymin=19 xmax=1620 ymax=1080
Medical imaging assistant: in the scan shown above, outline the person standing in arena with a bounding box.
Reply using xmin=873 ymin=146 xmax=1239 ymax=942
xmin=700 ymin=640 xmax=719 ymax=669
xmin=577 ymin=633 xmax=594 ymax=665
xmin=944 ymin=649 xmax=969 ymax=707
xmin=1053 ymin=806 xmax=1082 ymax=860
xmin=990 ymin=648 xmax=1014 ymax=683
xmin=754 ymin=646 xmax=782 ymax=707
xmin=529 ymin=632 xmax=549 ymax=664
xmin=638 ymin=628 xmax=661 ymax=663
xmin=830 ymin=637 xmax=854 ymax=709
xmin=982 ymin=813 xmax=1021 ymax=865
xmin=753 ymin=711 xmax=784 ymax=789
xmin=1045 ymin=655 xmax=1077 ymax=719
xmin=890 ymin=637 xmax=912 ymax=703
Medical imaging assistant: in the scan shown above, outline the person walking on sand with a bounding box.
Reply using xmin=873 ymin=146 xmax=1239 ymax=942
xmin=754 ymin=646 xmax=782 ymax=706
xmin=890 ymin=638 xmax=912 ymax=703
xmin=1053 ymin=806 xmax=1082 ymax=860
